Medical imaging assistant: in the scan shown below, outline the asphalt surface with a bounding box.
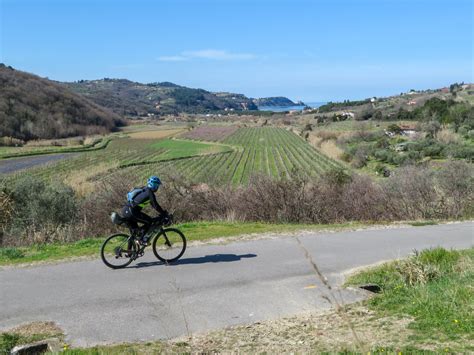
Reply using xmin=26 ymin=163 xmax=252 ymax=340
xmin=1 ymin=222 xmax=472 ymax=347
xmin=0 ymin=153 xmax=76 ymax=174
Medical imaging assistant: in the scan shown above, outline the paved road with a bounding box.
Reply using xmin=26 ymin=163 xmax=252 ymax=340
xmin=1 ymin=223 xmax=472 ymax=346
xmin=0 ymin=153 xmax=77 ymax=174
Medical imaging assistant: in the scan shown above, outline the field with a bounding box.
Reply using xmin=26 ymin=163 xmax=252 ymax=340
xmin=180 ymin=125 xmax=238 ymax=141
xmin=0 ymin=136 xmax=110 ymax=159
xmin=3 ymin=126 xmax=342 ymax=189
xmin=119 ymin=127 xmax=343 ymax=185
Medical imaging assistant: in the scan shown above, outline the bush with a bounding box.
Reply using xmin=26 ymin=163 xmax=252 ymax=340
xmin=435 ymin=160 xmax=474 ymax=217
xmin=382 ymin=166 xmax=439 ymax=219
xmin=2 ymin=176 xmax=78 ymax=245
xmin=2 ymin=162 xmax=473 ymax=247
xmin=0 ymin=136 xmax=24 ymax=147
xmin=374 ymin=149 xmax=396 ymax=163
xmin=446 ymin=144 xmax=474 ymax=160
xmin=387 ymin=124 xmax=402 ymax=134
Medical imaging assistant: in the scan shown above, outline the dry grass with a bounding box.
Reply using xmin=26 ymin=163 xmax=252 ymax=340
xmin=5 ymin=322 xmax=63 ymax=338
xmin=320 ymin=140 xmax=344 ymax=160
xmin=307 ymin=132 xmax=323 ymax=147
xmin=167 ymin=305 xmax=414 ymax=353
xmin=64 ymin=161 xmax=119 ymax=197
xmin=24 ymin=137 xmax=85 ymax=147
xmin=436 ymin=128 xmax=461 ymax=144
xmin=127 ymin=129 xmax=184 ymax=140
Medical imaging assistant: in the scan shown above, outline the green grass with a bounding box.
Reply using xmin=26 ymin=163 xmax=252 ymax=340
xmin=0 ymin=221 xmax=362 ymax=266
xmin=409 ymin=220 xmax=438 ymax=226
xmin=346 ymin=247 xmax=474 ymax=351
xmin=0 ymin=331 xmax=63 ymax=354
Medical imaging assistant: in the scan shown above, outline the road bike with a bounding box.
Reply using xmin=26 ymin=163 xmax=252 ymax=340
xmin=101 ymin=212 xmax=186 ymax=269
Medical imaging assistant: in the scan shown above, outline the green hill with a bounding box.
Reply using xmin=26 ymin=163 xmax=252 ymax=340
xmin=65 ymin=79 xmax=258 ymax=117
xmin=253 ymin=96 xmax=300 ymax=107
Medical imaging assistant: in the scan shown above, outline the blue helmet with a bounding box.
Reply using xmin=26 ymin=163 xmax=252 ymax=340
xmin=147 ymin=176 xmax=161 ymax=191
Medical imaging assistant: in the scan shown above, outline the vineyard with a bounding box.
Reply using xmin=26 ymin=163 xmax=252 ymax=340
xmin=5 ymin=126 xmax=342 ymax=188
xmin=122 ymin=127 xmax=343 ymax=185
xmin=12 ymin=136 xmax=231 ymax=181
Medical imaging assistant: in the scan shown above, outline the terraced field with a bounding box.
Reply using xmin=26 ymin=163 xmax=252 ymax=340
xmin=8 ymin=137 xmax=231 ymax=181
xmin=3 ymin=127 xmax=342 ymax=188
xmin=125 ymin=127 xmax=342 ymax=185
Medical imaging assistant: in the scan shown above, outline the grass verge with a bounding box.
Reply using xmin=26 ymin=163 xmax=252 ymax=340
xmin=346 ymin=247 xmax=474 ymax=352
xmin=0 ymin=322 xmax=63 ymax=354
xmin=0 ymin=221 xmax=364 ymax=266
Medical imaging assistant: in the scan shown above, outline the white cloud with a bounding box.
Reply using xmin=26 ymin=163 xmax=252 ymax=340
xmin=157 ymin=55 xmax=188 ymax=62
xmin=157 ymin=49 xmax=256 ymax=62
xmin=184 ymin=49 xmax=256 ymax=60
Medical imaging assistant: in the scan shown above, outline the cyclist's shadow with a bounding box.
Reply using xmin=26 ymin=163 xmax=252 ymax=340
xmin=131 ymin=253 xmax=257 ymax=268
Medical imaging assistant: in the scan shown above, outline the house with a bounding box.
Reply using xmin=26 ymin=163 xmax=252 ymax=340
xmin=440 ymin=87 xmax=449 ymax=93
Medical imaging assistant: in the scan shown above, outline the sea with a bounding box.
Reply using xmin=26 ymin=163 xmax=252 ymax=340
xmin=258 ymin=102 xmax=327 ymax=112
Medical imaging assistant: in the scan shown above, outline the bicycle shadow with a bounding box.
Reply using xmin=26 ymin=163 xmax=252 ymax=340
xmin=131 ymin=253 xmax=257 ymax=268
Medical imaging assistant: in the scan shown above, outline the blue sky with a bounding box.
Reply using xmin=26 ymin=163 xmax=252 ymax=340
xmin=1 ymin=0 xmax=472 ymax=101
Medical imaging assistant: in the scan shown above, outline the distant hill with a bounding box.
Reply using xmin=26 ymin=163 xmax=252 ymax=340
xmin=253 ymin=97 xmax=302 ymax=107
xmin=315 ymin=84 xmax=474 ymax=120
xmin=0 ymin=65 xmax=125 ymax=141
xmin=65 ymin=79 xmax=258 ymax=117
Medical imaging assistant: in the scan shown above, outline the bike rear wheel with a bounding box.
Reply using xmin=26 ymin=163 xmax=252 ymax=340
xmin=152 ymin=228 xmax=186 ymax=263
xmin=101 ymin=233 xmax=137 ymax=269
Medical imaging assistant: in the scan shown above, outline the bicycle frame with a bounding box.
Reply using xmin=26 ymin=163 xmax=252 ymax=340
xmin=127 ymin=223 xmax=173 ymax=259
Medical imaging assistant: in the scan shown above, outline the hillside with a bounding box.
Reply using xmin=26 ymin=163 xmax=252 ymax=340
xmin=65 ymin=79 xmax=258 ymax=117
xmin=315 ymin=84 xmax=474 ymax=120
xmin=0 ymin=65 xmax=125 ymax=141
xmin=253 ymin=96 xmax=301 ymax=107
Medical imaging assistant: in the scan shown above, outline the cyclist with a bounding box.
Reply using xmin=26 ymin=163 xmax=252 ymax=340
xmin=121 ymin=176 xmax=167 ymax=244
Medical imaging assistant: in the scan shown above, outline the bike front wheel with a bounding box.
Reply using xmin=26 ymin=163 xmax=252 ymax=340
xmin=152 ymin=228 xmax=186 ymax=263
xmin=101 ymin=233 xmax=137 ymax=269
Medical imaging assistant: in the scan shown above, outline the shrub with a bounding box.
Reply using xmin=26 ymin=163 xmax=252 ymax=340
xmin=421 ymin=142 xmax=444 ymax=158
xmin=340 ymin=151 xmax=353 ymax=162
xmin=436 ymin=128 xmax=460 ymax=144
xmin=435 ymin=160 xmax=474 ymax=217
xmin=373 ymin=149 xmax=393 ymax=163
xmin=0 ymin=136 xmax=24 ymax=147
xmin=446 ymin=144 xmax=474 ymax=160
xmin=3 ymin=176 xmax=78 ymax=245
xmin=2 ymin=162 xmax=473 ymax=247
xmin=387 ymin=124 xmax=402 ymax=134
xmin=382 ymin=166 xmax=439 ymax=220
